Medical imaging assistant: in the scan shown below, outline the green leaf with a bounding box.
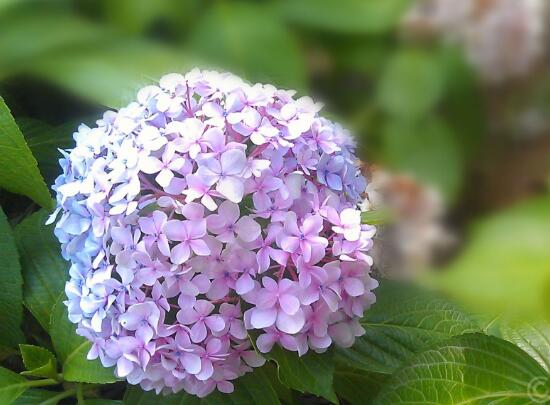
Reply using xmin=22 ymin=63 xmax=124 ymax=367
xmin=381 ymin=117 xmax=463 ymax=201
xmin=500 ymin=320 xmax=550 ymax=373
xmin=86 ymin=400 xmax=124 ymax=405
xmin=0 ymin=206 xmax=24 ymax=348
xmin=49 ymin=295 xmax=116 ymax=384
xmin=14 ymin=209 xmax=66 ymax=332
xmin=11 ymin=389 xmax=58 ymax=405
xmin=361 ymin=210 xmax=392 ymax=226
xmin=0 ymin=9 xmax=106 ymax=77
xmin=432 ymin=195 xmax=550 ymax=321
xmin=281 ymin=0 xmax=409 ymax=34
xmin=333 ymin=366 xmax=388 ymax=405
xmin=0 ymin=366 xmax=29 ymax=404
xmin=19 ymin=345 xmax=57 ymax=380
xmin=20 ymin=118 xmax=75 ymax=185
xmin=189 ymin=2 xmax=306 ymax=91
xmin=123 ymin=365 xmax=280 ymax=404
xmin=0 ymin=96 xmax=51 ymax=208
xmin=28 ymin=40 xmax=194 ymax=109
xmin=337 ymin=280 xmax=479 ymax=374
xmin=373 ymin=333 xmax=550 ymax=404
xmin=265 ymin=346 xmax=337 ymax=403
xmin=377 ymin=49 xmax=445 ymax=120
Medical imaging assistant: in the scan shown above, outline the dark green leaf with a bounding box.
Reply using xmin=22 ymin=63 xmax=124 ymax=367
xmin=0 ymin=96 xmax=51 ymax=208
xmin=265 ymin=346 xmax=337 ymax=403
xmin=0 ymin=366 xmax=29 ymax=404
xmin=333 ymin=366 xmax=388 ymax=405
xmin=49 ymin=295 xmax=117 ymax=384
xmin=382 ymin=117 xmax=463 ymax=201
xmin=377 ymin=49 xmax=445 ymax=120
xmin=86 ymin=400 xmax=124 ymax=405
xmin=189 ymin=2 xmax=306 ymax=91
xmin=12 ymin=389 xmax=59 ymax=405
xmin=20 ymin=118 xmax=75 ymax=185
xmin=337 ymin=280 xmax=479 ymax=374
xmin=14 ymin=209 xmax=66 ymax=332
xmin=19 ymin=345 xmax=57 ymax=380
xmin=373 ymin=333 xmax=550 ymax=404
xmin=0 ymin=206 xmax=24 ymax=347
xmin=281 ymin=0 xmax=409 ymax=34
xmin=433 ymin=195 xmax=550 ymax=321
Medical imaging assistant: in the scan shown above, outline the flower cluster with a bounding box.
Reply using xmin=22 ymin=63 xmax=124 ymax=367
xmin=49 ymin=69 xmax=377 ymax=397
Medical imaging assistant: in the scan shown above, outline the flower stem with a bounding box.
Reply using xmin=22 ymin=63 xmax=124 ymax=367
xmin=24 ymin=378 xmax=60 ymax=388
xmin=76 ymin=383 xmax=86 ymax=404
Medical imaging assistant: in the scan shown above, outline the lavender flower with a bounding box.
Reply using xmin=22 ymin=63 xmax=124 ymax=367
xmin=49 ymin=69 xmax=376 ymax=397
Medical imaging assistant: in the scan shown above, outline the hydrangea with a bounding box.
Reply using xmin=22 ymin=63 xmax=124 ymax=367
xmin=49 ymin=69 xmax=377 ymax=397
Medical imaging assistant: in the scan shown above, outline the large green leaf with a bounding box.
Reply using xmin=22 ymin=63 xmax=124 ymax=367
xmin=265 ymin=346 xmax=337 ymax=403
xmin=0 ymin=9 xmax=106 ymax=77
xmin=0 ymin=366 xmax=29 ymax=404
xmin=123 ymin=365 xmax=280 ymax=404
xmin=14 ymin=209 xmax=66 ymax=331
xmin=281 ymin=0 xmax=409 ymax=34
xmin=19 ymin=345 xmax=57 ymax=380
xmin=0 ymin=97 xmax=51 ymax=208
xmin=500 ymin=320 xmax=550 ymax=373
xmin=381 ymin=117 xmax=463 ymax=201
xmin=189 ymin=2 xmax=306 ymax=91
xmin=49 ymin=296 xmax=116 ymax=384
xmin=28 ymin=40 xmax=194 ymax=109
xmin=377 ymin=49 xmax=446 ymax=120
xmin=373 ymin=333 xmax=550 ymax=404
xmin=433 ymin=195 xmax=550 ymax=321
xmin=0 ymin=206 xmax=24 ymax=348
xmin=337 ymin=281 xmax=479 ymax=374
xmin=333 ymin=366 xmax=388 ymax=405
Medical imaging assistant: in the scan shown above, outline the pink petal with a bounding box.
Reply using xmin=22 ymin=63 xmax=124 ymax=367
xmin=279 ymin=294 xmax=300 ymax=315
xmin=170 ymin=242 xmax=191 ymax=264
xmin=235 ymin=273 xmax=255 ymax=295
xmin=190 ymin=321 xmax=207 ymax=343
xmin=235 ymin=217 xmax=261 ymax=242
xmin=250 ymin=308 xmax=277 ymax=329
xmin=163 ymin=220 xmax=187 ymax=241
xmin=217 ymin=177 xmax=244 ymax=203
xmin=280 ymin=236 xmax=300 ymax=253
xmin=302 ymin=215 xmax=323 ymax=235
xmin=276 ymin=309 xmax=305 ymax=334
xmin=218 ymin=200 xmax=240 ymax=223
xmin=190 ymin=239 xmax=211 ymax=256
xmin=140 ymin=157 xmax=163 ymax=174
xmin=343 ymin=278 xmax=365 ymax=297
xmin=256 ymin=333 xmax=277 ymax=353
xmin=205 ymin=315 xmax=225 ymax=333
xmin=196 ymin=359 xmax=214 ymax=381
xmin=182 ymin=353 xmax=202 ymax=374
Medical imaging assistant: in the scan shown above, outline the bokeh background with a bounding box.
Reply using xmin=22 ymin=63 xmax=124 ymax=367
xmin=1 ymin=0 xmax=549 ymax=322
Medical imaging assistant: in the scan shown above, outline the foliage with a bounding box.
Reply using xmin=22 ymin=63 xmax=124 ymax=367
xmin=0 ymin=0 xmax=548 ymax=404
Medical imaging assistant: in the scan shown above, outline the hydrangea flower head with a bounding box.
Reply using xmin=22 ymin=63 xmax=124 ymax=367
xmin=49 ymin=69 xmax=377 ymax=397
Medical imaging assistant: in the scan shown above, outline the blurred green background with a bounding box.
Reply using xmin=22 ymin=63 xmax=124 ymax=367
xmin=0 ymin=0 xmax=549 ymax=321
